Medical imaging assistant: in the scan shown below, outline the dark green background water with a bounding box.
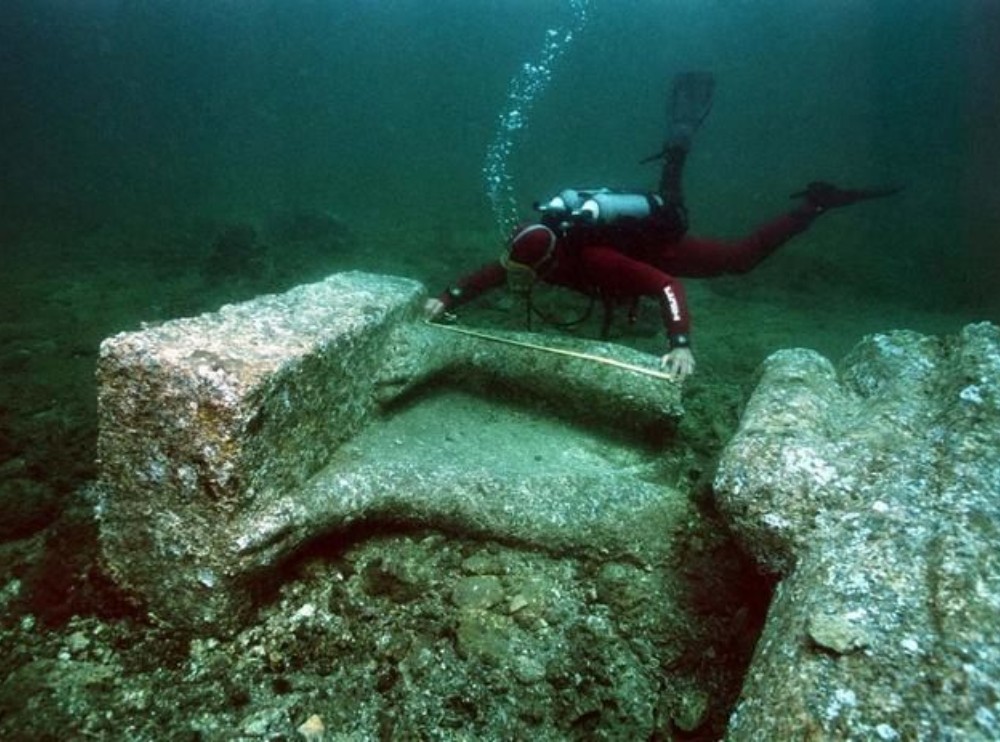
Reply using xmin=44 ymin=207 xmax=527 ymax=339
xmin=3 ymin=0 xmax=998 ymax=302
xmin=0 ymin=0 xmax=998 ymax=498
xmin=1 ymin=6 xmax=998 ymax=736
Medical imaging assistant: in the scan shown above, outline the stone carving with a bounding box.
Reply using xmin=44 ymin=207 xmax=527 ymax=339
xmin=95 ymin=271 xmax=682 ymax=633
xmin=714 ymin=322 xmax=1000 ymax=740
xmin=92 ymin=271 xmax=1000 ymax=736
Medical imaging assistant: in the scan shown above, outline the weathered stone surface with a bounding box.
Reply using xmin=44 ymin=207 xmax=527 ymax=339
xmin=379 ymin=322 xmax=681 ymax=434
xmin=97 ymin=272 xmax=423 ymax=629
xmin=96 ymin=271 xmax=682 ymax=633
xmin=714 ymin=322 xmax=1000 ymax=740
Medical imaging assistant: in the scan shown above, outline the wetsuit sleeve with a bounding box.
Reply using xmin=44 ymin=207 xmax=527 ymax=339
xmin=579 ymin=245 xmax=692 ymax=349
xmin=437 ymin=262 xmax=507 ymax=310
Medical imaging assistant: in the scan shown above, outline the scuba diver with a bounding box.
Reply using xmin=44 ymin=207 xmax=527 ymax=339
xmin=426 ymin=71 xmax=900 ymax=380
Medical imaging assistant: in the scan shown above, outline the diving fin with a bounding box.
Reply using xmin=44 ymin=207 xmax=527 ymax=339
xmin=790 ymin=181 xmax=903 ymax=211
xmin=641 ymin=70 xmax=716 ymax=164
xmin=669 ymin=70 xmax=715 ymax=148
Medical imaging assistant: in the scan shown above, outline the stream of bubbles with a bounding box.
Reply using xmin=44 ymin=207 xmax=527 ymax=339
xmin=483 ymin=0 xmax=593 ymax=238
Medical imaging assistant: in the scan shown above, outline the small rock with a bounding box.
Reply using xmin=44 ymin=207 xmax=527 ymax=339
xmin=455 ymin=609 xmax=515 ymax=663
xmin=509 ymin=594 xmax=530 ymax=614
xmin=297 ymin=713 xmax=325 ymax=740
xmin=808 ymin=612 xmax=871 ymax=654
xmin=66 ymin=631 xmax=91 ymax=654
xmin=673 ymin=686 xmax=710 ymax=732
xmin=512 ymin=654 xmax=547 ymax=684
xmin=461 ymin=553 xmax=506 ymax=575
xmin=451 ymin=576 xmax=504 ymax=610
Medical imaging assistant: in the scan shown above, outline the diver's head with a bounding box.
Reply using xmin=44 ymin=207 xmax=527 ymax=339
xmin=501 ymin=223 xmax=557 ymax=295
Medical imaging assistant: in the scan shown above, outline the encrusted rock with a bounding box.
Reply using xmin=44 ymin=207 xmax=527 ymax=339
xmin=714 ymin=322 xmax=1000 ymax=740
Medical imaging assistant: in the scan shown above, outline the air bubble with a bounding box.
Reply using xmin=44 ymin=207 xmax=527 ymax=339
xmin=483 ymin=0 xmax=593 ymax=238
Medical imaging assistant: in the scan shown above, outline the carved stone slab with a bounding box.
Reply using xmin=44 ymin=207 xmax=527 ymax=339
xmin=96 ymin=271 xmax=682 ymax=633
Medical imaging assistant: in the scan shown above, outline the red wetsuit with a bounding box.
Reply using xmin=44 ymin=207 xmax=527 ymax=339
xmin=437 ymin=204 xmax=819 ymax=350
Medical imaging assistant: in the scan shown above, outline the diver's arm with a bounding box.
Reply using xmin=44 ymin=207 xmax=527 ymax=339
xmin=426 ymin=262 xmax=507 ymax=319
xmin=580 ymin=246 xmax=695 ymax=379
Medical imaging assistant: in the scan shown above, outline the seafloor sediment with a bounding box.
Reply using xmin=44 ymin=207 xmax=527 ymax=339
xmin=0 ymin=218 xmax=988 ymax=739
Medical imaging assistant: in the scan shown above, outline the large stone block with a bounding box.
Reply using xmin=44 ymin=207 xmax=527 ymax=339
xmin=96 ymin=271 xmax=682 ymax=633
xmin=96 ymin=273 xmax=424 ymax=629
xmin=714 ymin=322 xmax=1000 ymax=740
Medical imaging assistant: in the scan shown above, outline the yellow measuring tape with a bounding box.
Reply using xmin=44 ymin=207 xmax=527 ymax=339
xmin=426 ymin=321 xmax=675 ymax=382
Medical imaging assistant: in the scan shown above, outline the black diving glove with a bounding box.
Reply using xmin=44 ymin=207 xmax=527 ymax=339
xmin=791 ymin=181 xmax=902 ymax=214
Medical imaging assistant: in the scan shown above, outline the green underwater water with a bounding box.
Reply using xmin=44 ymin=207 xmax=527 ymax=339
xmin=2 ymin=0 xmax=995 ymax=496
xmin=0 ymin=0 xmax=998 ymax=736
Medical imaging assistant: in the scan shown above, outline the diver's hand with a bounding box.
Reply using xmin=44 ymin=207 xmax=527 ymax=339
xmin=660 ymin=347 xmax=695 ymax=380
xmin=424 ymin=298 xmax=446 ymax=320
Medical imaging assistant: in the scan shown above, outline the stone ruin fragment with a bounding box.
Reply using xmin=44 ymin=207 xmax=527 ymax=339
xmin=95 ymin=271 xmax=682 ymax=633
xmin=95 ymin=269 xmax=1000 ymax=738
xmin=714 ymin=322 xmax=1000 ymax=740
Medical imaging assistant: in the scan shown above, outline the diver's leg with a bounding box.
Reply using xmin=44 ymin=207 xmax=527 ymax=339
xmin=658 ymin=145 xmax=690 ymax=234
xmin=662 ymin=209 xmax=818 ymax=278
xmin=657 ymin=71 xmax=715 ymax=237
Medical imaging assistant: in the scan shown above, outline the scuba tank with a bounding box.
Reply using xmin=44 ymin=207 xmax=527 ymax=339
xmin=535 ymin=188 xmax=664 ymax=228
xmin=577 ymin=191 xmax=664 ymax=223
xmin=535 ymin=188 xmax=587 ymax=217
